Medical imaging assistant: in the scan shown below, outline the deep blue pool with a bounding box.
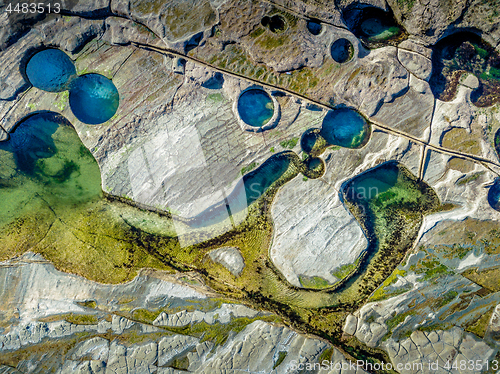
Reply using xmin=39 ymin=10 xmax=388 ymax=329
xmin=237 ymin=89 xmax=274 ymax=127
xmin=300 ymin=129 xmax=320 ymax=154
xmin=69 ymin=74 xmax=119 ymax=125
xmin=488 ymin=180 xmax=500 ymax=212
xmin=331 ymin=38 xmax=354 ymax=63
xmin=320 ymin=108 xmax=368 ymax=148
xmin=26 ymin=49 xmax=76 ymax=92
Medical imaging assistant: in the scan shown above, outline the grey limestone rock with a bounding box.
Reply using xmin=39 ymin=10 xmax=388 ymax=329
xmin=335 ymin=47 xmax=409 ymax=117
xmin=344 ymin=314 xmax=358 ymax=336
xmin=384 ymin=328 xmax=496 ymax=374
xmin=460 ymin=73 xmax=480 ymax=90
xmin=398 ymin=49 xmax=432 ymax=81
xmin=110 ymin=0 xmax=219 ymax=44
xmin=0 ymin=126 xmax=8 ymax=141
xmin=152 ymin=303 xmax=260 ymax=327
xmin=208 ymin=246 xmax=245 ymax=276
xmin=103 ymin=17 xmax=160 ymax=47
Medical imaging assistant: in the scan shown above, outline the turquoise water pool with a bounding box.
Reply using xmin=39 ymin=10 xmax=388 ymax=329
xmin=300 ymin=129 xmax=320 ymax=154
xmin=320 ymin=108 xmax=368 ymax=148
xmin=307 ymin=20 xmax=322 ymax=35
xmin=237 ymin=89 xmax=274 ymax=128
xmin=26 ymin=49 xmax=76 ymax=92
xmin=360 ymin=18 xmax=400 ymax=41
xmin=348 ymin=165 xmax=399 ymax=202
xmin=69 ymin=74 xmax=119 ymax=125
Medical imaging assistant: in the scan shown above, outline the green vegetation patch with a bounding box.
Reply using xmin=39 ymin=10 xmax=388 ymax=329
xmin=299 ymin=275 xmax=332 ymax=290
xmin=165 ymin=315 xmax=280 ymax=347
xmin=273 ymin=351 xmax=288 ymax=369
xmin=206 ymin=93 xmax=224 ymax=102
xmin=385 ymin=310 xmax=416 ymax=331
xmin=39 ymin=313 xmax=98 ymax=325
xmin=465 ymin=305 xmax=496 ymax=338
xmin=409 ymin=254 xmax=453 ymax=281
xmin=77 ymin=300 xmax=97 ymax=309
xmin=462 ymin=267 xmax=500 ymax=292
xmin=369 ymin=268 xmax=409 ymax=302
xmin=318 ymin=347 xmax=334 ymax=363
xmin=241 ymin=161 xmax=258 ymax=175
xmin=457 ymin=171 xmax=485 ymax=186
xmin=279 ymin=137 xmax=298 ymax=149
xmin=332 ymin=263 xmax=357 ymax=281
xmin=433 ymin=290 xmax=458 ymax=309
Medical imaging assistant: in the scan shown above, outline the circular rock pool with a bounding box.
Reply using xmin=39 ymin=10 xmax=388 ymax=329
xmin=331 ymin=38 xmax=354 ymax=63
xmin=261 ymin=15 xmax=287 ymax=33
xmin=488 ymin=180 xmax=500 ymax=212
xmin=320 ymin=108 xmax=369 ymax=148
xmin=69 ymin=74 xmax=119 ymax=125
xmin=237 ymin=89 xmax=274 ymax=128
xmin=26 ymin=49 xmax=76 ymax=92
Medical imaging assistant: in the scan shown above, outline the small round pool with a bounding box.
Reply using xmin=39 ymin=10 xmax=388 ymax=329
xmin=331 ymin=38 xmax=354 ymax=63
xmin=307 ymin=20 xmax=322 ymax=36
xmin=303 ymin=156 xmax=325 ymax=179
xmin=237 ymin=89 xmax=274 ymax=128
xmin=69 ymin=74 xmax=119 ymax=125
xmin=26 ymin=49 xmax=76 ymax=92
xmin=320 ymin=108 xmax=369 ymax=148
xmin=488 ymin=180 xmax=500 ymax=212
xmin=261 ymin=15 xmax=287 ymax=33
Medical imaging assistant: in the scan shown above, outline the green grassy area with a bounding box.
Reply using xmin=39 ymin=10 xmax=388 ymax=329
xmin=332 ymin=262 xmax=358 ymax=281
xmin=457 ymin=172 xmax=485 ymax=186
xmin=299 ymin=275 xmax=332 ymax=289
xmin=77 ymin=300 xmax=97 ymax=309
xmin=206 ymin=93 xmax=224 ymax=102
xmin=279 ymin=137 xmax=298 ymax=149
xmin=273 ymin=351 xmax=288 ymax=369
xmin=465 ymin=306 xmax=496 ymax=338
xmin=369 ymin=268 xmax=409 ymax=302
xmin=160 ymin=315 xmax=280 ymax=347
xmin=241 ymin=161 xmax=258 ymax=175
xmin=38 ymin=313 xmax=99 ymax=325
xmin=409 ymin=256 xmax=453 ymax=281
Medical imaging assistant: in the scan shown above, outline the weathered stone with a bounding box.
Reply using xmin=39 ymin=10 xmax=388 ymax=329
xmin=71 ymin=337 xmax=109 ymax=361
xmin=460 ymin=73 xmax=480 ymax=90
xmin=344 ymin=314 xmax=358 ymax=336
xmin=111 ymin=0 xmax=219 ymax=43
xmin=208 ymin=246 xmax=245 ymax=276
xmin=270 ymin=177 xmax=368 ymax=287
xmin=398 ymin=49 xmax=432 ymax=81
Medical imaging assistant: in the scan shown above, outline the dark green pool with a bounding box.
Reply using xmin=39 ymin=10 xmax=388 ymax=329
xmin=0 ymin=112 xmax=102 ymax=232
